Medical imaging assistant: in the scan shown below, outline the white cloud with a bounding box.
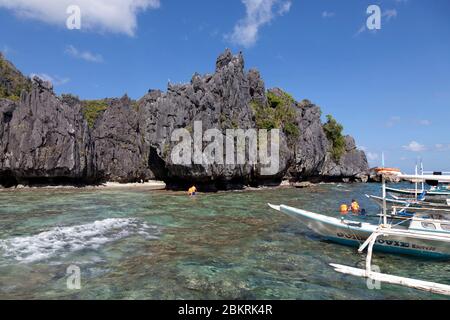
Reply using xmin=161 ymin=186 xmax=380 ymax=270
xmin=418 ymin=119 xmax=432 ymax=126
xmin=322 ymin=11 xmax=335 ymax=18
xmin=358 ymin=146 xmax=379 ymax=163
xmin=435 ymin=144 xmax=450 ymax=152
xmin=65 ymin=45 xmax=103 ymax=63
xmin=386 ymin=116 xmax=401 ymax=127
xmin=0 ymin=0 xmax=160 ymax=36
xmin=367 ymin=152 xmax=379 ymax=161
xmin=278 ymin=1 xmax=291 ymax=15
xmin=1 ymin=45 xmax=12 ymax=56
xmin=383 ymin=9 xmax=398 ymax=21
xmin=354 ymin=24 xmax=367 ymax=37
xmin=210 ymin=29 xmax=220 ymax=38
xmin=403 ymin=141 xmax=426 ymax=152
xmin=30 ymin=73 xmax=70 ymax=86
xmin=226 ymin=0 xmax=292 ymax=48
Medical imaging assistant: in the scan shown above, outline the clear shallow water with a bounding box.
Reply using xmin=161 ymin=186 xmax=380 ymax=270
xmin=0 ymin=183 xmax=449 ymax=300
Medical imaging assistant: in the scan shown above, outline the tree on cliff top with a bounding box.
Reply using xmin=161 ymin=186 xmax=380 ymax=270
xmin=323 ymin=115 xmax=346 ymax=162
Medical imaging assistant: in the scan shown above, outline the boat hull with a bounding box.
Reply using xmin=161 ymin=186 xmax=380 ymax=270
xmin=385 ymin=187 xmax=424 ymax=196
xmin=367 ymin=194 xmax=450 ymax=211
xmin=367 ymin=195 xmax=410 ymax=211
xmin=276 ymin=205 xmax=450 ymax=259
xmin=386 ymin=187 xmax=450 ymax=201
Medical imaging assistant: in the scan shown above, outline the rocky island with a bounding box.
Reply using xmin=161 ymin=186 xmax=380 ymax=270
xmin=0 ymin=50 xmax=368 ymax=190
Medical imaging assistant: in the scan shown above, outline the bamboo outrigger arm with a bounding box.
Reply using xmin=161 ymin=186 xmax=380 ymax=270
xmin=332 ymin=229 xmax=450 ymax=296
xmin=363 ymin=232 xmax=379 ymax=277
xmin=330 ymin=262 xmax=450 ymax=296
xmin=358 ymin=230 xmax=381 ymax=254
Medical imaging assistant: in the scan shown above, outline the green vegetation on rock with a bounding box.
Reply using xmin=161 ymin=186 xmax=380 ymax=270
xmin=323 ymin=115 xmax=346 ymax=162
xmin=267 ymin=90 xmax=295 ymax=109
xmin=82 ymin=100 xmax=109 ymax=128
xmin=0 ymin=53 xmax=32 ymax=101
xmin=131 ymin=100 xmax=140 ymax=111
xmin=251 ymin=89 xmax=299 ymax=138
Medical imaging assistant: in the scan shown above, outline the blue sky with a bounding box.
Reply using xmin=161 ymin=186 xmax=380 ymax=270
xmin=1 ymin=0 xmax=449 ymax=171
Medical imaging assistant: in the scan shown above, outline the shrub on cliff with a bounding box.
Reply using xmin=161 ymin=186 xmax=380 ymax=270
xmin=267 ymin=90 xmax=295 ymax=109
xmin=323 ymin=115 xmax=346 ymax=162
xmin=0 ymin=53 xmax=32 ymax=101
xmin=251 ymin=89 xmax=299 ymax=138
xmin=82 ymin=100 xmax=109 ymax=128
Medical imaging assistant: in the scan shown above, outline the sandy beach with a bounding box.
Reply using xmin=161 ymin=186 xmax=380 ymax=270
xmin=0 ymin=180 xmax=167 ymax=191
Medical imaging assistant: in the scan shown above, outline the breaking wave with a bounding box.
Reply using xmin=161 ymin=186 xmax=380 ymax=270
xmin=0 ymin=218 xmax=160 ymax=263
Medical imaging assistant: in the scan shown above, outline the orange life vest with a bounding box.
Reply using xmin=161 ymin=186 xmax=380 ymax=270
xmin=188 ymin=186 xmax=197 ymax=195
xmin=351 ymin=202 xmax=360 ymax=213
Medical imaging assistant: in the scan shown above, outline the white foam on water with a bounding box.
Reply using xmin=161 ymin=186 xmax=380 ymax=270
xmin=0 ymin=218 xmax=160 ymax=263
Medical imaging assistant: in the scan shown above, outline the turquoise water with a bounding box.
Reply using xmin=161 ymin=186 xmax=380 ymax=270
xmin=0 ymin=183 xmax=449 ymax=300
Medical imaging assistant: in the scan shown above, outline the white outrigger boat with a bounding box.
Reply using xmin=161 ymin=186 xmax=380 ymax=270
xmin=269 ymin=169 xmax=450 ymax=296
xmin=268 ymin=203 xmax=450 ymax=258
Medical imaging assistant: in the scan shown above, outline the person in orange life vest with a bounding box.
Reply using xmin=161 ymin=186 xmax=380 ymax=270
xmin=351 ymin=199 xmax=360 ymax=213
xmin=340 ymin=204 xmax=349 ymax=215
xmin=188 ymin=186 xmax=197 ymax=196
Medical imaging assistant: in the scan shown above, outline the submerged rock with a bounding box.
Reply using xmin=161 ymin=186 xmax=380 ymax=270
xmin=292 ymin=181 xmax=314 ymax=188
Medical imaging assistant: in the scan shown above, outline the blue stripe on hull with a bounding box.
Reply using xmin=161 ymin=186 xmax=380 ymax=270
xmin=326 ymin=236 xmax=450 ymax=260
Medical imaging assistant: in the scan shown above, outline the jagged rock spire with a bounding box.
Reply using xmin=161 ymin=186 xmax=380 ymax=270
xmin=215 ymin=49 xmax=244 ymax=72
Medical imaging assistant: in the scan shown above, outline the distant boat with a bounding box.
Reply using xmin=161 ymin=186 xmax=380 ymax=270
xmin=366 ymin=194 xmax=450 ymax=210
xmin=385 ymin=165 xmax=450 ymax=201
xmin=428 ymin=185 xmax=450 ymax=197
xmin=366 ymin=194 xmax=413 ymax=210
xmin=386 ymin=186 xmax=450 ymax=198
xmin=385 ymin=186 xmax=425 ymax=196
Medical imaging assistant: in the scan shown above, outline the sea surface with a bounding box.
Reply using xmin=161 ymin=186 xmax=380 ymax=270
xmin=0 ymin=183 xmax=449 ymax=300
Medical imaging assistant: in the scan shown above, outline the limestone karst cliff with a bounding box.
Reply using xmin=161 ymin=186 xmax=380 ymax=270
xmin=0 ymin=50 xmax=368 ymax=189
